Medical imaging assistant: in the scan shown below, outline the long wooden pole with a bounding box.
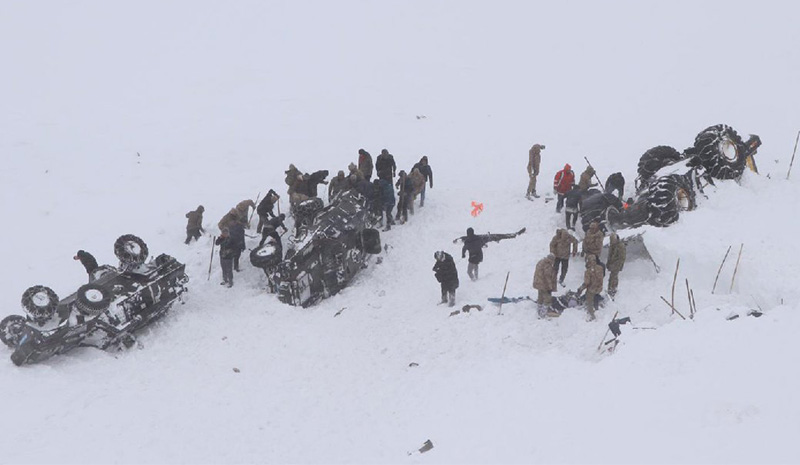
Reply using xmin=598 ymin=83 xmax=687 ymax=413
xmin=248 ymin=192 xmax=261 ymax=224
xmin=787 ymin=130 xmax=800 ymax=180
xmin=597 ymin=310 xmax=619 ymax=351
xmin=671 ymin=258 xmax=680 ymax=314
xmin=711 ymin=245 xmax=732 ymax=294
xmin=659 ymin=296 xmax=687 ymax=320
xmin=583 ymin=156 xmax=605 ymax=190
xmin=497 ymin=272 xmax=510 ymax=315
xmin=685 ymin=279 xmax=694 ymax=319
xmin=729 ymin=243 xmax=744 ymax=293
xmin=207 ymin=236 xmax=217 ymax=281
xmin=690 ymin=289 xmax=697 ymax=317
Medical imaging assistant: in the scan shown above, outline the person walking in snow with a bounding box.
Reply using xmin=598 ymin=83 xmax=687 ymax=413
xmin=582 ymin=221 xmax=604 ymax=259
xmin=605 ymin=172 xmax=625 ymax=200
xmin=74 ymin=250 xmax=99 ymax=282
xmin=433 ymin=251 xmax=459 ymax=307
xmin=553 ymin=164 xmax=575 ymax=213
xmin=578 ymin=165 xmax=598 ymax=191
xmin=577 ymin=254 xmax=604 ymax=321
xmin=375 ymin=149 xmax=397 ymax=182
xmin=256 ymin=189 xmax=279 ymax=234
xmin=606 ymin=233 xmax=626 ymax=297
xmin=408 ymin=167 xmax=425 ymax=213
xmin=533 ymin=253 xmax=559 ymax=317
xmin=377 ymin=178 xmax=396 ymax=231
xmin=527 ymin=143 xmax=544 ymax=199
xmin=461 ymin=227 xmax=486 ymax=281
xmin=216 ymin=228 xmax=237 ymax=288
xmin=358 ymin=148 xmax=374 ymax=181
xmin=394 ymin=170 xmax=414 ymax=224
xmin=549 ymin=228 xmax=578 ymax=285
xmin=185 ymin=205 xmax=205 ymax=244
xmin=228 ymin=220 xmax=246 ymax=272
xmin=564 ymin=185 xmax=582 ymax=230
xmin=411 ymin=156 xmax=433 ymax=207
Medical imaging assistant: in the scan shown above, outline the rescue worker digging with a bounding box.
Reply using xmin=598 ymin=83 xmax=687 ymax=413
xmin=533 ymin=253 xmax=559 ymax=318
xmin=577 ymin=254 xmax=604 ymax=321
xmin=549 ymin=229 xmax=578 ymax=285
xmin=607 ymin=233 xmax=626 ymax=297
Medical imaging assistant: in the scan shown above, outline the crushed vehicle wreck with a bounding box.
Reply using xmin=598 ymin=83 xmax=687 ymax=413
xmin=250 ymin=190 xmax=382 ymax=307
xmin=0 ymin=235 xmax=188 ymax=366
xmin=581 ymin=124 xmax=761 ymax=232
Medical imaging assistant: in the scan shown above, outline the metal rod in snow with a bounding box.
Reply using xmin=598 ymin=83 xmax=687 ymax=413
xmin=670 ymin=258 xmax=680 ymax=314
xmin=497 ymin=272 xmax=510 ymax=315
xmin=596 ymin=310 xmax=619 ymax=351
xmin=711 ymin=245 xmax=732 ymax=294
xmin=583 ymin=156 xmax=605 ymax=190
xmin=729 ymin=243 xmax=744 ymax=293
xmin=787 ymin=130 xmax=800 ymax=180
xmin=685 ymin=278 xmax=694 ymax=319
xmin=207 ymin=236 xmax=216 ymax=281
xmin=659 ymin=296 xmax=687 ymax=320
xmin=248 ymin=192 xmax=261 ymax=224
xmin=690 ymin=289 xmax=697 ymax=317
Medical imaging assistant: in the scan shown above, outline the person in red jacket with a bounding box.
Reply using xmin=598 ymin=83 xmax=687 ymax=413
xmin=553 ymin=164 xmax=576 ymax=213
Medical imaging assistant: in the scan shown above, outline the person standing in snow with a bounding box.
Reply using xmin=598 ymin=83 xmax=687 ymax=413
xmin=533 ymin=253 xmax=558 ymax=317
xmin=433 ymin=251 xmax=459 ymax=307
xmin=408 ymin=167 xmax=426 ymax=213
xmin=328 ymin=170 xmax=348 ymax=203
xmin=549 ymin=228 xmax=578 ymax=285
xmin=256 ymin=190 xmax=279 ymax=234
xmin=375 ymin=149 xmax=397 ymax=182
xmin=358 ymin=148 xmax=374 ymax=182
xmin=284 ymin=164 xmax=302 ymax=195
xmin=218 ymin=207 xmax=242 ymax=232
xmin=411 ymin=156 xmax=433 ymax=207
xmin=216 ymin=228 xmax=237 ymax=288
xmin=527 ymin=143 xmax=544 ymax=199
xmin=74 ymin=250 xmax=99 ymax=282
xmin=578 ymin=165 xmax=598 ymax=191
xmin=582 ymin=221 xmax=604 ymax=258
xmin=577 ymin=254 xmax=604 ymax=321
xmin=259 ymin=213 xmax=288 ymax=259
xmin=553 ymin=164 xmax=575 ymax=213
xmin=461 ymin=227 xmax=486 ymax=281
xmin=228 ymin=220 xmax=247 ymax=272
xmin=605 ymin=172 xmax=625 ymax=200
xmin=377 ymin=178 xmax=396 ymax=231
xmin=394 ymin=170 xmax=414 ymax=224
xmin=184 ymin=205 xmax=205 ymax=244
xmin=564 ymin=185 xmax=583 ymax=231
xmin=606 ymin=233 xmax=626 ymax=297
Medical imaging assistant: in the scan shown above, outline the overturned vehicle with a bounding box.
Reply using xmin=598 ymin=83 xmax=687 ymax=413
xmin=0 ymin=235 xmax=188 ymax=366
xmin=250 ymin=190 xmax=382 ymax=307
xmin=579 ymin=124 xmax=761 ymax=232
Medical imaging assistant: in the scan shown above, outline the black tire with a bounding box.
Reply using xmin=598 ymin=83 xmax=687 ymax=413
xmin=0 ymin=315 xmax=27 ymax=348
xmin=114 ymin=234 xmax=149 ymax=266
xmin=636 ymin=145 xmax=683 ymax=189
xmin=645 ymin=174 xmax=695 ymax=227
xmin=21 ymin=285 xmax=59 ymax=322
xmin=359 ymin=228 xmax=381 ymax=254
xmin=686 ymin=124 xmax=748 ymax=180
xmin=75 ymin=283 xmax=112 ymax=316
xmin=250 ymin=243 xmax=282 ymax=268
xmin=90 ymin=265 xmax=117 ymax=281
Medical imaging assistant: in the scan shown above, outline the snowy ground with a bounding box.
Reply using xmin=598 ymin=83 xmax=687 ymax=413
xmin=1 ymin=1 xmax=800 ymax=463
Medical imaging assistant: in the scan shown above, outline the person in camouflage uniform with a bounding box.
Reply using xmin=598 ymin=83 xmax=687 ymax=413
xmin=218 ymin=208 xmax=243 ymax=232
xmin=526 ymin=143 xmax=544 ymax=199
xmin=235 ymin=199 xmax=256 ymax=227
xmin=549 ymin=228 xmax=578 ymax=284
xmin=577 ymin=254 xmax=604 ymax=321
xmin=408 ymin=167 xmax=426 ymax=214
xmin=284 ymin=164 xmax=301 ymax=195
xmin=533 ymin=253 xmax=558 ymax=317
xmin=184 ymin=205 xmax=205 ymax=244
xmin=328 ymin=170 xmax=348 ymax=203
xmin=606 ymin=233 xmax=626 ymax=297
xmin=582 ymin=221 xmax=604 ymax=258
xmin=578 ymin=165 xmax=598 ymax=191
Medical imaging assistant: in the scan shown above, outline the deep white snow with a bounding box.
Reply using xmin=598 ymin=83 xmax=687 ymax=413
xmin=1 ymin=1 xmax=800 ymax=463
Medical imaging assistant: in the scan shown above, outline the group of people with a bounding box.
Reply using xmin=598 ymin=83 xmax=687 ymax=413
xmin=181 ymin=149 xmax=434 ymax=287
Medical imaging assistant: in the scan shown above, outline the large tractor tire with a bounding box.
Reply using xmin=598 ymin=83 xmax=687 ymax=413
xmin=686 ymin=124 xmax=749 ymax=180
xmin=75 ymin=283 xmax=113 ymax=317
xmin=114 ymin=234 xmax=149 ymax=266
xmin=645 ymin=174 xmax=696 ymax=227
xmin=0 ymin=315 xmax=28 ymax=348
xmin=250 ymin=243 xmax=282 ymax=269
xmin=636 ymin=145 xmax=684 ymax=189
xmin=20 ymin=285 xmax=59 ymax=323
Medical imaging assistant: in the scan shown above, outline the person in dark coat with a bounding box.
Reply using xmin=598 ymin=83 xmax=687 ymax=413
xmin=605 ymin=172 xmax=625 ymax=200
xmin=228 ymin=221 xmax=247 ymax=272
xmin=375 ymin=149 xmax=397 ymax=182
xmin=256 ymin=190 xmax=279 ymax=233
xmin=74 ymin=250 xmax=99 ymax=281
xmin=215 ymin=229 xmax=237 ymax=287
xmin=259 ymin=213 xmax=287 ymax=259
xmin=185 ymin=205 xmax=205 ymax=244
xmin=433 ymin=251 xmax=459 ymax=307
xmin=564 ymin=185 xmax=583 ymax=231
xmin=328 ymin=171 xmax=348 ymax=203
xmin=358 ymin=149 xmax=374 ymax=181
xmin=411 ymin=156 xmax=434 ymax=207
xmin=461 ymin=227 xmax=486 ymax=281
xmin=377 ymin=178 xmax=396 ymax=231
xmin=394 ymin=170 xmax=414 ymax=224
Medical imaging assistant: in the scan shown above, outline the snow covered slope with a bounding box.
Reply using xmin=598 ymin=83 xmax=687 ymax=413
xmin=1 ymin=1 xmax=799 ymax=463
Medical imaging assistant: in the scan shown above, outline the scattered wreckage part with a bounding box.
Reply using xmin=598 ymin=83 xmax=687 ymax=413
xmin=0 ymin=315 xmax=27 ymax=348
xmin=74 ymin=283 xmax=113 ymax=317
xmin=20 ymin=285 xmax=59 ymax=324
xmin=114 ymin=234 xmax=149 ymax=266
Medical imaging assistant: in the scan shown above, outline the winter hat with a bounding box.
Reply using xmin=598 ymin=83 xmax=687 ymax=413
xmin=434 ymin=251 xmax=445 ymax=261
xmin=338 ymin=170 xmax=345 ymax=177
xmin=466 ymin=227 xmax=474 ymax=236
xmin=358 ymin=148 xmax=367 ymax=155
xmin=421 ymin=155 xmax=428 ymax=163
xmin=198 ymin=205 xmax=204 ymax=212
xmin=564 ymin=163 xmax=571 ymax=170
xmin=381 ymin=149 xmax=389 ymax=155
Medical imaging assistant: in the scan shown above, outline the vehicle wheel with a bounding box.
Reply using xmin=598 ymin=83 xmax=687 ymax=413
xmin=114 ymin=234 xmax=149 ymax=266
xmin=636 ymin=145 xmax=683 ymax=189
xmin=250 ymin=243 xmax=282 ymax=268
xmin=686 ymin=124 xmax=748 ymax=180
xmin=75 ymin=283 xmax=112 ymax=316
xmin=90 ymin=265 xmax=117 ymax=281
xmin=359 ymin=228 xmax=381 ymax=254
xmin=21 ymin=285 xmax=59 ymax=322
xmin=605 ymin=207 xmax=621 ymax=231
xmin=0 ymin=315 xmax=27 ymax=348
xmin=645 ymin=174 xmax=695 ymax=227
